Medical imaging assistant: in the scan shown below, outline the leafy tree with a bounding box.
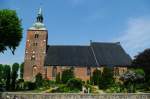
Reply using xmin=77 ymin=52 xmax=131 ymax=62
xmin=99 ymin=67 xmax=113 ymax=89
xmin=67 ymin=78 xmax=83 ymax=90
xmin=20 ymin=62 xmax=24 ymax=79
xmin=61 ymin=69 xmax=74 ymax=83
xmin=0 ymin=9 xmax=22 ymax=54
xmin=134 ymin=69 xmax=145 ymax=82
xmin=16 ymin=79 xmax=24 ymax=90
xmin=91 ymin=69 xmax=101 ymax=85
xmin=35 ymin=73 xmax=43 ymax=88
xmin=120 ymin=69 xmax=145 ymax=92
xmin=42 ymin=79 xmax=51 ymax=88
xmin=0 ymin=64 xmax=3 ymax=84
xmin=56 ymin=72 xmax=61 ymax=84
xmin=3 ymin=65 xmax=11 ymax=90
xmin=11 ymin=63 xmax=19 ymax=90
xmin=132 ymin=49 xmax=150 ymax=75
xmin=24 ymin=81 xmax=36 ymax=90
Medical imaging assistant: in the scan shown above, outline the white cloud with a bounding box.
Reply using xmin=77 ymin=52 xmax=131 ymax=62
xmin=114 ymin=16 xmax=150 ymax=58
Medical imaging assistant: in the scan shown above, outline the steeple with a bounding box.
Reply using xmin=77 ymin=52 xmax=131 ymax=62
xmin=24 ymin=7 xmax=48 ymax=81
xmin=36 ymin=7 xmax=43 ymax=23
xmin=29 ymin=7 xmax=46 ymax=30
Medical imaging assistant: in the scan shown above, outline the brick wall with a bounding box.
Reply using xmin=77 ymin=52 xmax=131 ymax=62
xmin=45 ymin=66 xmax=102 ymax=81
xmin=24 ymin=30 xmax=48 ymax=81
xmin=45 ymin=66 xmax=127 ymax=82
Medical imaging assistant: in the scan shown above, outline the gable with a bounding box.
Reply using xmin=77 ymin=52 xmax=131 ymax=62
xmin=91 ymin=42 xmax=132 ymax=67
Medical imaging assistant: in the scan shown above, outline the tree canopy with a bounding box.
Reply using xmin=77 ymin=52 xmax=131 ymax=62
xmin=20 ymin=62 xmax=24 ymax=79
xmin=91 ymin=69 xmax=101 ymax=85
xmin=132 ymin=48 xmax=150 ymax=74
xmin=67 ymin=78 xmax=83 ymax=90
xmin=61 ymin=69 xmax=74 ymax=83
xmin=11 ymin=63 xmax=20 ymax=90
xmin=0 ymin=64 xmax=3 ymax=84
xmin=35 ymin=73 xmax=43 ymax=88
xmin=99 ymin=67 xmax=113 ymax=89
xmin=0 ymin=9 xmax=22 ymax=54
xmin=3 ymin=65 xmax=11 ymax=90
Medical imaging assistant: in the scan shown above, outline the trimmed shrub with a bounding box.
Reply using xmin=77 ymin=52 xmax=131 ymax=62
xmin=61 ymin=69 xmax=74 ymax=83
xmin=35 ymin=73 xmax=43 ymax=88
xmin=67 ymin=78 xmax=83 ymax=90
xmin=56 ymin=72 xmax=61 ymax=84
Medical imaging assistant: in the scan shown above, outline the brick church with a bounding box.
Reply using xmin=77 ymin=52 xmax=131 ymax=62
xmin=23 ymin=8 xmax=132 ymax=81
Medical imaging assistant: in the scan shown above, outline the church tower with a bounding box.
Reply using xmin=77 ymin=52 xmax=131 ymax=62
xmin=24 ymin=8 xmax=48 ymax=81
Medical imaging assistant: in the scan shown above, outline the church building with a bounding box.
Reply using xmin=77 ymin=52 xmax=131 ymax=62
xmin=23 ymin=8 xmax=132 ymax=81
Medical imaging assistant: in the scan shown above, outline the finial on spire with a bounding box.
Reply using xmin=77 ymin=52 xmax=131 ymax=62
xmin=38 ymin=7 xmax=42 ymax=15
xmin=36 ymin=7 xmax=43 ymax=23
xmin=29 ymin=6 xmax=46 ymax=30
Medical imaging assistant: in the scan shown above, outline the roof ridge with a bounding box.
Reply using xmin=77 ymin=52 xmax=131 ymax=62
xmin=91 ymin=42 xmax=120 ymax=45
xmin=47 ymin=45 xmax=89 ymax=47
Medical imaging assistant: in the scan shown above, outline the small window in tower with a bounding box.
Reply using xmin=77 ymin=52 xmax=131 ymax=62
xmin=35 ymin=43 xmax=38 ymax=46
xmin=33 ymin=43 xmax=38 ymax=46
xmin=35 ymin=34 xmax=39 ymax=38
xmin=31 ymin=55 xmax=35 ymax=61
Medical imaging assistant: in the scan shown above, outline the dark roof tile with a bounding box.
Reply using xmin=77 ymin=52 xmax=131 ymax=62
xmin=44 ymin=42 xmax=132 ymax=67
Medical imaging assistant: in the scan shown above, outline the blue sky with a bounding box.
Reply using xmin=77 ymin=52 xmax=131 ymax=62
xmin=0 ymin=0 xmax=150 ymax=64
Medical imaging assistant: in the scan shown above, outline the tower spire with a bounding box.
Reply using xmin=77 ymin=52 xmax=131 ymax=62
xmin=29 ymin=7 xmax=46 ymax=30
xmin=38 ymin=7 xmax=42 ymax=15
xmin=36 ymin=7 xmax=43 ymax=23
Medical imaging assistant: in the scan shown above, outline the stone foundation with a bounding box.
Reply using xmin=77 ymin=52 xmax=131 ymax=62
xmin=1 ymin=92 xmax=150 ymax=99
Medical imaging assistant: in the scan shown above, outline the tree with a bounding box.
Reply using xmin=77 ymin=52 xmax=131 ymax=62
xmin=0 ymin=64 xmax=3 ymax=84
xmin=134 ymin=69 xmax=145 ymax=82
xmin=120 ymin=69 xmax=145 ymax=92
xmin=133 ymin=49 xmax=150 ymax=73
xmin=24 ymin=81 xmax=36 ymax=90
xmin=61 ymin=69 xmax=74 ymax=84
xmin=56 ymin=72 xmax=61 ymax=84
xmin=0 ymin=9 xmax=22 ymax=54
xmin=91 ymin=69 xmax=101 ymax=85
xmin=20 ymin=62 xmax=24 ymax=79
xmin=35 ymin=73 xmax=43 ymax=88
xmin=132 ymin=48 xmax=150 ymax=83
xmin=99 ymin=67 xmax=113 ymax=89
xmin=16 ymin=79 xmax=24 ymax=90
xmin=67 ymin=78 xmax=83 ymax=90
xmin=3 ymin=65 xmax=11 ymax=90
xmin=11 ymin=63 xmax=19 ymax=90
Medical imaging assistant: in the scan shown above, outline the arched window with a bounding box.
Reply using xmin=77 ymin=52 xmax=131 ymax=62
xmin=87 ymin=67 xmax=91 ymax=76
xmin=52 ymin=67 xmax=57 ymax=77
xmin=33 ymin=65 xmax=38 ymax=77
